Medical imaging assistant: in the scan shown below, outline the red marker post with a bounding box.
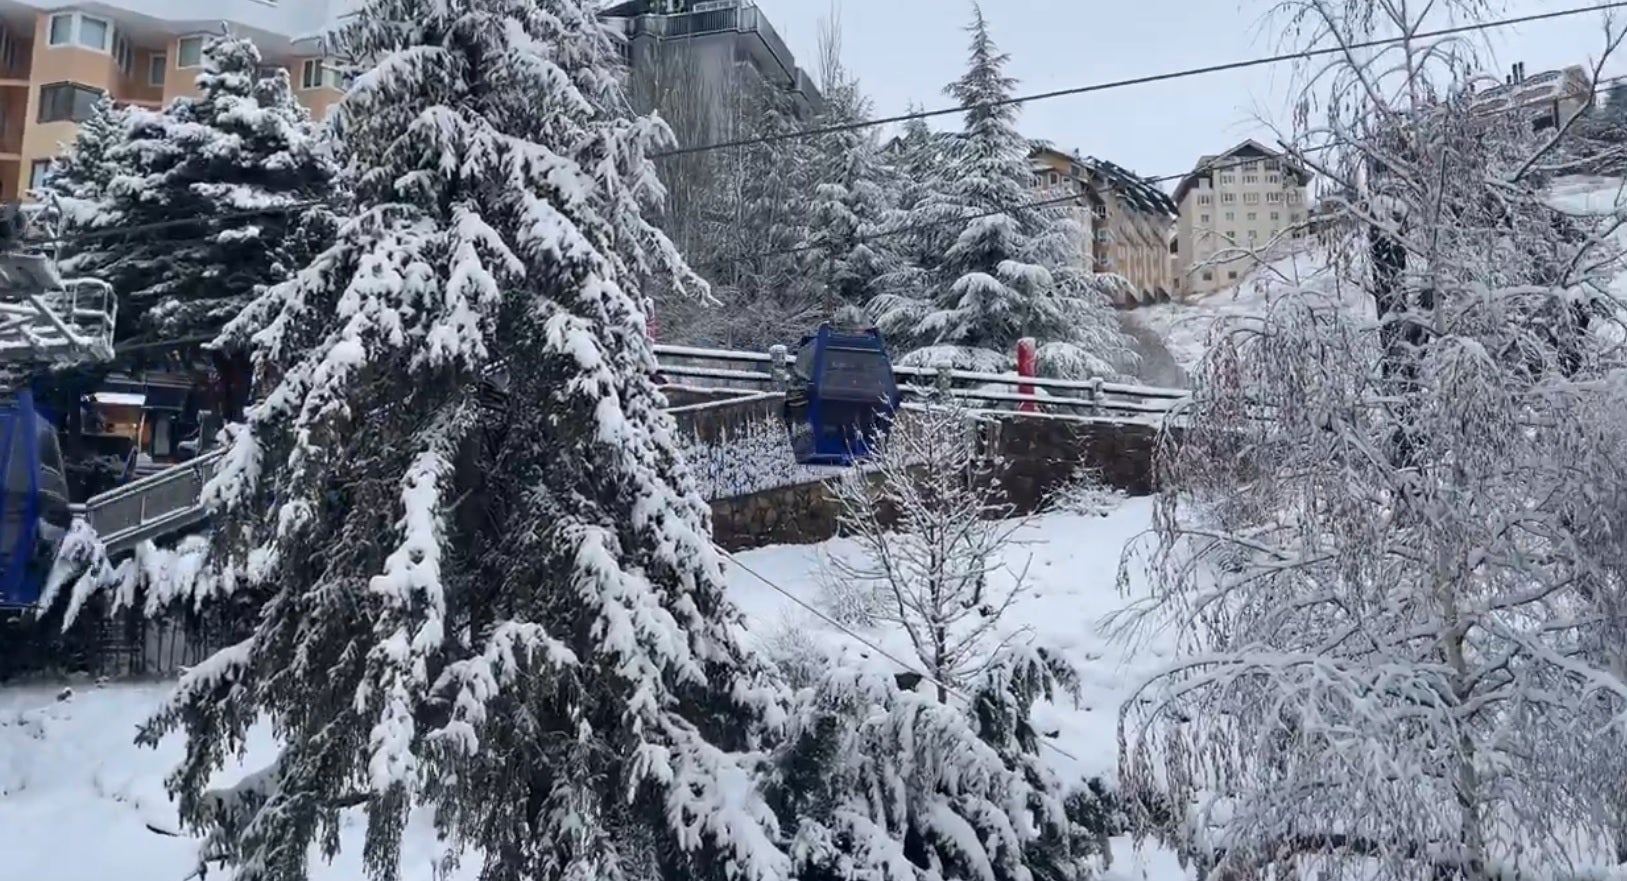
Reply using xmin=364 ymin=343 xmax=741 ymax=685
xmin=1016 ymin=337 xmax=1037 ymax=413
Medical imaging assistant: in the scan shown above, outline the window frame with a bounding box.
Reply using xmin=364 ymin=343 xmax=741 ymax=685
xmin=37 ymin=81 xmax=105 ymax=124
xmin=28 ymin=158 xmax=55 ymax=192
xmin=149 ymin=53 xmax=167 ymax=87
xmin=177 ymin=35 xmax=205 ymax=69
xmin=46 ymin=11 xmax=112 ymax=52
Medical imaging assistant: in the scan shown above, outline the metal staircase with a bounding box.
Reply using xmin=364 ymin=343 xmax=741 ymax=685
xmin=72 ymin=449 xmax=223 ymax=556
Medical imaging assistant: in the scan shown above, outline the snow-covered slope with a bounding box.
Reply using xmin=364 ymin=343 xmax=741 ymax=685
xmin=0 ymin=500 xmax=1190 ymax=881
xmin=1124 ymin=174 xmax=1627 ymax=376
xmin=1122 ymin=246 xmax=1373 ymax=376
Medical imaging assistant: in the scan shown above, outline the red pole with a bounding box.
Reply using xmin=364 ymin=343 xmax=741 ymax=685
xmin=1016 ymin=337 xmax=1037 ymax=413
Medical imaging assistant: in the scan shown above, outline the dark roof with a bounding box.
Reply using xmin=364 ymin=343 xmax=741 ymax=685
xmin=1030 ymin=143 xmax=1175 ymax=218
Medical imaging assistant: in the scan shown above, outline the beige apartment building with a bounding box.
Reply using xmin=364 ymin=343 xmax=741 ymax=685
xmin=1031 ymin=146 xmax=1175 ymax=305
xmin=0 ymin=1 xmax=349 ymax=202
xmin=1172 ymin=139 xmax=1312 ymax=298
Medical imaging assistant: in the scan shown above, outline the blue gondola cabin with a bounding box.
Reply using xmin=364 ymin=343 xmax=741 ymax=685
xmin=0 ymin=390 xmax=71 ymax=610
xmin=782 ymin=324 xmax=902 ymax=466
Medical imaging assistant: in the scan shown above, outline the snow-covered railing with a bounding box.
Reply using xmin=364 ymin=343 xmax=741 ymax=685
xmin=652 ymin=342 xmax=1192 ymax=421
xmin=69 ymin=449 xmax=224 ymax=555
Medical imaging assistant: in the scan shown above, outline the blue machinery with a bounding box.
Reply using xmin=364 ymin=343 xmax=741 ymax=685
xmin=780 ymin=324 xmax=902 ymax=467
xmin=0 ymin=205 xmax=116 ymax=611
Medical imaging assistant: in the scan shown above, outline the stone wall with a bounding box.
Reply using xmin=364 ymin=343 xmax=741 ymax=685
xmin=707 ymin=410 xmax=1179 ymax=551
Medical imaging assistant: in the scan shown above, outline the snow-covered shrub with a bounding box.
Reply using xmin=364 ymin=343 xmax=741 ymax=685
xmin=1046 ymin=463 xmax=1126 ymax=518
xmin=769 ymin=646 xmax=1103 ymax=881
xmin=676 ymin=414 xmax=831 ymax=499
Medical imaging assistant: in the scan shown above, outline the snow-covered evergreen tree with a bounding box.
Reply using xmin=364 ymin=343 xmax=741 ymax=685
xmin=770 ymin=646 xmax=1105 ymax=881
xmin=799 ymin=23 xmax=897 ymax=328
xmin=870 ymin=7 xmax=1132 ymax=379
xmin=59 ymin=33 xmax=337 ymax=417
xmin=135 ymin=1 xmax=792 ymax=879
xmin=35 ymin=94 xmax=128 ymax=233
xmin=660 ymin=75 xmax=819 ymax=348
xmin=1116 ymin=3 xmax=1627 ymax=879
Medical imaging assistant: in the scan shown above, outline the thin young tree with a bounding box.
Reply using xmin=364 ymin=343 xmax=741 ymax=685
xmin=828 ymin=400 xmax=1030 ymax=702
xmin=134 ymin=1 xmax=796 ymax=878
xmin=1115 ymin=2 xmax=1627 ymax=879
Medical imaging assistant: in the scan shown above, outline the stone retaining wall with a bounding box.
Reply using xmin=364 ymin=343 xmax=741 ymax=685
xmin=708 ymin=411 xmax=1178 ymax=551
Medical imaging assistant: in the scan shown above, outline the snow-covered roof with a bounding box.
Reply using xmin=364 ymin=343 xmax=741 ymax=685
xmin=1467 ymin=65 xmax=1590 ymax=116
xmin=1030 ymin=144 xmax=1174 ymax=219
xmin=1171 ymin=139 xmax=1313 ymax=204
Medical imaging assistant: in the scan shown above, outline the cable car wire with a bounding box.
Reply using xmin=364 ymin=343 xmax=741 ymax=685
xmin=648 ymin=0 xmax=1627 ymax=160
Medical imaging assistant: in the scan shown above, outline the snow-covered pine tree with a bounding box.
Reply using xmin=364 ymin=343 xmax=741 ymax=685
xmin=660 ymin=74 xmax=818 ymax=348
xmin=800 ymin=21 xmax=897 ymax=327
xmin=769 ymin=644 xmax=1104 ymax=881
xmin=1116 ymin=3 xmax=1627 ymax=879
xmin=64 ymin=33 xmax=337 ymax=417
xmin=136 ymin=1 xmax=792 ymax=879
xmin=870 ymin=5 xmax=1132 ymax=379
xmin=35 ymin=94 xmax=128 ymax=234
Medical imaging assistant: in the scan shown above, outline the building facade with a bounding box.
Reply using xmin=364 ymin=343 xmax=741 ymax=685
xmin=603 ymin=0 xmax=820 ymax=124
xmin=1031 ymin=146 xmax=1176 ymax=305
xmin=0 ymin=0 xmax=353 ymax=203
xmin=1171 ymin=139 xmax=1313 ymax=298
xmin=1469 ymin=62 xmax=1592 ymax=131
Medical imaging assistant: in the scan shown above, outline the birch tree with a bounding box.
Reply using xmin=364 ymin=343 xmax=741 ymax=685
xmin=1115 ymin=3 xmax=1627 ymax=879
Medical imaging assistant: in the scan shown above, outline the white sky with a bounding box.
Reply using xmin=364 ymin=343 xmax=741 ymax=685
xmin=750 ymin=0 xmax=1627 ymax=191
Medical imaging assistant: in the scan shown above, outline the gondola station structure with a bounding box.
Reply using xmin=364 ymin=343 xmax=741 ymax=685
xmin=0 ymin=205 xmax=117 ymax=611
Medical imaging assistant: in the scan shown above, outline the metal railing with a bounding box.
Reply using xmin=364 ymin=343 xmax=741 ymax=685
xmin=63 ymin=344 xmax=1188 ymax=556
xmin=71 ymin=449 xmax=224 ymax=554
xmin=652 ymin=343 xmax=1192 ymax=423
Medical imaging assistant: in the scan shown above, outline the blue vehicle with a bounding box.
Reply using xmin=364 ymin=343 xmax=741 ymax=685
xmin=0 ymin=390 xmax=71 ymax=611
xmin=781 ymin=324 xmax=902 ymax=466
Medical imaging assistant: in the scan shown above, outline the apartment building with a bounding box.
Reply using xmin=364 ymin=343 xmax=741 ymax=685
xmin=0 ymin=0 xmax=349 ymax=203
xmin=1469 ymin=62 xmax=1592 ymax=132
xmin=1172 ymin=139 xmax=1313 ymax=298
xmin=603 ymin=0 xmax=820 ymax=122
xmin=1031 ymin=145 xmax=1176 ymax=304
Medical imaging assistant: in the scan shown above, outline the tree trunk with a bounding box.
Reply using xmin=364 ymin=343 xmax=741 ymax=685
xmin=210 ymin=348 xmax=253 ymax=423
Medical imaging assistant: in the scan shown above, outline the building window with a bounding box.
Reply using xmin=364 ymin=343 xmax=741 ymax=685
xmin=1198 ymin=194 xmax=1212 ymax=205
xmin=38 ymin=82 xmax=104 ymax=123
xmin=1266 ymin=191 xmax=1284 ymax=203
xmin=1247 ymin=229 xmax=1258 ymax=240
xmin=0 ymin=27 xmax=16 ymax=74
xmin=1221 ymin=192 xmax=1235 ymax=204
xmin=177 ymin=36 xmax=205 ymax=68
xmin=1288 ymin=191 xmax=1301 ymax=204
xmin=149 ymin=54 xmax=167 ymax=87
xmin=1225 ymin=211 xmax=1235 ymax=221
xmin=47 ymin=12 xmax=111 ymax=51
xmin=1246 ymin=212 xmax=1257 ymax=221
xmin=1270 ymin=211 xmax=1280 ymax=221
xmin=1219 ymin=174 xmax=1235 ymax=185
xmin=1290 ymin=212 xmax=1302 ymax=222
xmin=113 ymin=30 xmax=132 ymax=75
xmin=1243 ymin=174 xmax=1258 ymax=184
xmin=28 ymin=159 xmax=54 ymax=191
xmin=1199 ymin=213 xmax=1210 ymax=223
xmin=1266 ymin=173 xmax=1280 ymax=183
xmin=1243 ymin=192 xmax=1260 ymax=205
xmin=1201 ymin=271 xmax=1213 ymax=281
xmin=1228 ymin=270 xmax=1238 ymax=280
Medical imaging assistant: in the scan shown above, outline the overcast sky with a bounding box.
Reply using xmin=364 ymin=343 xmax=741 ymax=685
xmin=750 ymin=0 xmax=1626 ymax=192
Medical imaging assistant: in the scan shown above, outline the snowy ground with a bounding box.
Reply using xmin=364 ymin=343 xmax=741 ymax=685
xmin=0 ymin=499 xmax=1191 ymax=881
xmin=1123 ymin=246 xmax=1373 ymax=377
